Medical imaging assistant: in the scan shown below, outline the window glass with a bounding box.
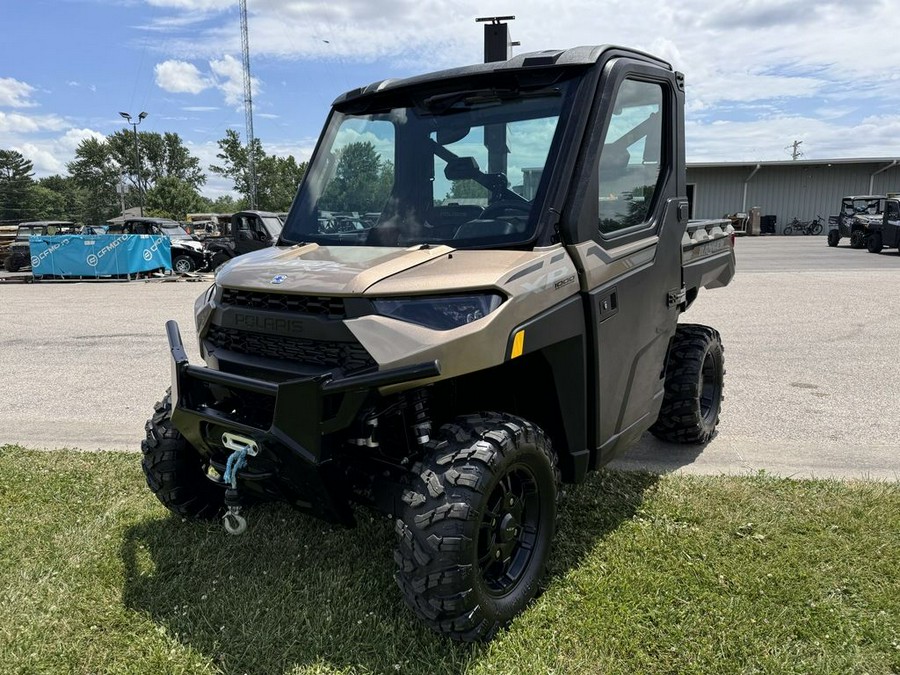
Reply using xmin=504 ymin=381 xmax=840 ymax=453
xmin=316 ymin=118 xmax=396 ymax=234
xmin=597 ymin=79 xmax=664 ymax=234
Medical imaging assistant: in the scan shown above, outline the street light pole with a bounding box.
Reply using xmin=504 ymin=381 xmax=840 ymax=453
xmin=119 ymin=111 xmax=148 ymax=216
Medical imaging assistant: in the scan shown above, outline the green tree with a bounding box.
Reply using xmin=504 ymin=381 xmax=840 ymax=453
xmin=256 ymin=154 xmax=307 ymax=211
xmin=107 ymin=129 xmax=204 ymax=195
xmin=145 ymin=176 xmax=205 ymax=220
xmin=25 ymin=185 xmax=68 ymax=221
xmin=444 ymin=179 xmax=486 ymax=202
xmin=34 ymin=175 xmax=85 ymax=222
xmin=320 ymin=141 xmax=392 ymax=213
xmin=67 ymin=137 xmax=121 ymax=224
xmin=209 ymin=129 xmax=263 ymax=206
xmin=0 ymin=149 xmax=35 ymax=221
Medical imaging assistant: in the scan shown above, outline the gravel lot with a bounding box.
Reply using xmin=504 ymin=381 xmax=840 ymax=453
xmin=1 ymin=237 xmax=897 ymax=479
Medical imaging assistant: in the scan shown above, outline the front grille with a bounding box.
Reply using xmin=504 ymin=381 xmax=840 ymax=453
xmin=221 ymin=288 xmax=346 ymax=319
xmin=207 ymin=325 xmax=376 ymax=374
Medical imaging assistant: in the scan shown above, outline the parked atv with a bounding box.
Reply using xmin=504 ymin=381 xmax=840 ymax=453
xmin=204 ymin=210 xmax=283 ymax=269
xmin=108 ymin=217 xmax=210 ymax=273
xmin=827 ymin=195 xmax=886 ymax=248
xmin=142 ymin=44 xmax=735 ymax=641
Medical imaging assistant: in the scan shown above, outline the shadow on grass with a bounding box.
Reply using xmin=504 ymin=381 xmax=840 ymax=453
xmin=120 ymin=469 xmax=658 ymax=675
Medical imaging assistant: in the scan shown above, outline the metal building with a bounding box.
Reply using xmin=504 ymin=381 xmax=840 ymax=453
xmin=686 ymin=158 xmax=900 ymax=234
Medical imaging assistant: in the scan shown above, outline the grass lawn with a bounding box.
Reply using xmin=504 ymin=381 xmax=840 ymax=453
xmin=0 ymin=446 xmax=897 ymax=674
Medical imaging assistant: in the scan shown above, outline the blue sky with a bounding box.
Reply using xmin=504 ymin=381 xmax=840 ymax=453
xmin=2 ymin=0 xmax=900 ymax=198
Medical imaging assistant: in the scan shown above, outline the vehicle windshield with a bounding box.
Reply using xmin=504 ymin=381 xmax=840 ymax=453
xmin=281 ymin=74 xmax=576 ymax=248
xmin=261 ymin=215 xmax=283 ymax=238
xmin=16 ymin=223 xmax=76 ymax=239
xmin=843 ymin=198 xmax=884 ymax=215
xmin=158 ymin=221 xmax=193 ymax=239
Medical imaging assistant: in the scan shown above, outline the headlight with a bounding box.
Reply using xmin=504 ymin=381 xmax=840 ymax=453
xmin=372 ymin=293 xmax=504 ymax=331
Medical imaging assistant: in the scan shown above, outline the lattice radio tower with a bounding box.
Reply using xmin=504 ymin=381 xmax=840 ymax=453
xmin=239 ymin=0 xmax=257 ymax=208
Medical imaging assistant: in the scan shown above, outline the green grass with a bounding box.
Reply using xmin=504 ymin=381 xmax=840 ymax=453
xmin=0 ymin=446 xmax=897 ymax=675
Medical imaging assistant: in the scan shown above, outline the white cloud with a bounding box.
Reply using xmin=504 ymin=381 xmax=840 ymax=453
xmin=145 ymin=0 xmax=232 ymax=10
xmin=209 ymin=54 xmax=257 ymax=107
xmin=0 ymin=111 xmax=68 ymax=134
xmin=154 ymin=60 xmax=211 ymax=94
xmin=0 ymin=77 xmax=38 ymax=108
xmin=8 ymin=128 xmax=106 ymax=176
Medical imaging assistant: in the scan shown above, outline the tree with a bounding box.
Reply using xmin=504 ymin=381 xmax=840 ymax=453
xmin=145 ymin=176 xmax=206 ymax=220
xmin=209 ymin=129 xmax=261 ymax=206
xmin=256 ymin=154 xmax=307 ymax=211
xmin=0 ymin=150 xmax=35 ymax=221
xmin=68 ymin=131 xmax=206 ymax=223
xmin=445 ymin=179 xmax=487 ymax=202
xmin=107 ymin=129 xmax=204 ymax=195
xmin=320 ymin=141 xmax=392 ymax=213
xmin=67 ymin=137 xmax=121 ymax=224
xmin=209 ymin=130 xmax=308 ymax=211
xmin=33 ymin=175 xmax=85 ymax=222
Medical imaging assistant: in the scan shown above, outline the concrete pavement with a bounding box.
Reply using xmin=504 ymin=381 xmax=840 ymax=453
xmin=1 ymin=237 xmax=897 ymax=479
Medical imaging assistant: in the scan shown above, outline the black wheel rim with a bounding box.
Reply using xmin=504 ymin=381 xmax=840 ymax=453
xmin=477 ymin=465 xmax=541 ymax=597
xmin=699 ymin=350 xmax=722 ymax=425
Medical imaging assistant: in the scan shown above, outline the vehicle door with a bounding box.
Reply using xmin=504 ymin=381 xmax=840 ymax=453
xmin=233 ymin=215 xmax=265 ymax=256
xmin=884 ymin=200 xmax=900 ymax=248
xmin=564 ymin=59 xmax=684 ymax=464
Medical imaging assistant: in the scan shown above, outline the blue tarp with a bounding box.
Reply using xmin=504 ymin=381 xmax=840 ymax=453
xmin=29 ymin=234 xmax=172 ymax=277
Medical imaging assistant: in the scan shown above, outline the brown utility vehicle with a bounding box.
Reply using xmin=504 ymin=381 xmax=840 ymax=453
xmin=142 ymin=44 xmax=736 ymax=641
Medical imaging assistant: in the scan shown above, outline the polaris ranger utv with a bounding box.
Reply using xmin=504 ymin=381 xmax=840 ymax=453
xmin=142 ymin=44 xmax=735 ymax=641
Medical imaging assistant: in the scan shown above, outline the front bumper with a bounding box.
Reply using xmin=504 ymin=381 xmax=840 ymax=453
xmin=165 ymin=320 xmax=440 ymax=525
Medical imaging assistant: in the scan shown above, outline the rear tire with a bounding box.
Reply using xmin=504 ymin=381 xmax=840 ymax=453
xmin=394 ymin=413 xmax=560 ymax=642
xmin=827 ymin=230 xmax=840 ymax=247
xmin=850 ymin=230 xmax=867 ymax=249
xmin=867 ymin=232 xmax=883 ymax=254
xmin=4 ymin=256 xmax=19 ymax=272
xmin=650 ymin=324 xmax=724 ymax=444
xmin=142 ymin=392 xmax=224 ymax=519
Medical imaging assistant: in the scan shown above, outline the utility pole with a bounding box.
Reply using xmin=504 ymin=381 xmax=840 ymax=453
xmin=786 ymin=140 xmax=804 ymax=161
xmin=119 ymin=111 xmax=148 ymax=216
xmin=239 ymin=0 xmax=257 ymax=209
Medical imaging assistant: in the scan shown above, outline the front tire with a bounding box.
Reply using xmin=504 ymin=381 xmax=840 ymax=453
xmin=867 ymin=232 xmax=883 ymax=253
xmin=811 ymin=222 xmax=823 ymax=235
xmin=172 ymin=255 xmax=194 ymax=274
xmin=850 ymin=230 xmax=867 ymax=249
xmin=142 ymin=392 xmax=224 ymax=519
xmin=4 ymin=256 xmax=19 ymax=272
xmin=394 ymin=413 xmax=560 ymax=642
xmin=783 ymin=226 xmax=792 ymax=236
xmin=827 ymin=230 xmax=840 ymax=247
xmin=650 ymin=324 xmax=724 ymax=444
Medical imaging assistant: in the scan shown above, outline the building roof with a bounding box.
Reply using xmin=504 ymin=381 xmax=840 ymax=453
xmin=687 ymin=157 xmax=900 ymax=169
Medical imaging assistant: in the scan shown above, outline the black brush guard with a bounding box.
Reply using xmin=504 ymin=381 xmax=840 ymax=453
xmin=165 ymin=320 xmax=440 ymax=525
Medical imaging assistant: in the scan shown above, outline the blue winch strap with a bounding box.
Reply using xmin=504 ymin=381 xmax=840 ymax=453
xmin=223 ymin=447 xmax=249 ymax=488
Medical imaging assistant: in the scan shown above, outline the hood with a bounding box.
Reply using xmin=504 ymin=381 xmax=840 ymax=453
xmin=172 ymin=239 xmax=204 ymax=252
xmin=216 ymin=243 xmax=456 ymax=294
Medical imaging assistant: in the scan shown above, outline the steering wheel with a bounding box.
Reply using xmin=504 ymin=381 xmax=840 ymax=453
xmin=479 ymin=200 xmax=531 ymax=220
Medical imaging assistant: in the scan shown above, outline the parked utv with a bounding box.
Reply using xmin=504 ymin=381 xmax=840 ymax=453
xmin=827 ymin=195 xmax=886 ymax=248
xmin=108 ymin=217 xmax=210 ymax=273
xmin=864 ymin=197 xmax=900 ymax=254
xmin=142 ymin=44 xmax=735 ymax=641
xmin=204 ymin=210 xmax=283 ymax=268
xmin=4 ymin=221 xmax=79 ymax=272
